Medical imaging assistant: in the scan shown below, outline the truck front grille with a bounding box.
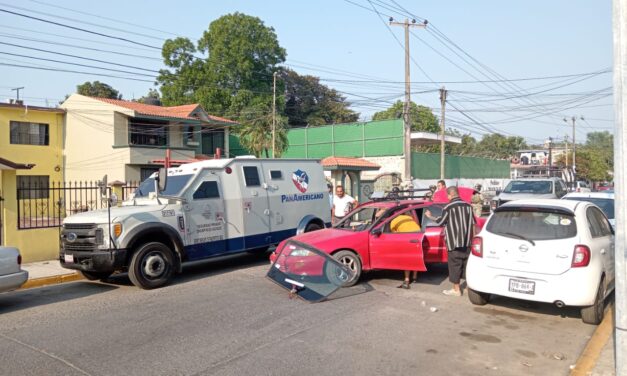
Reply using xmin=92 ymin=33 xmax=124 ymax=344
xmin=61 ymin=223 xmax=101 ymax=252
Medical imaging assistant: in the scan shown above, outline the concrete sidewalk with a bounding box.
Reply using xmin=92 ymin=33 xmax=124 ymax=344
xmin=20 ymin=260 xmax=84 ymax=289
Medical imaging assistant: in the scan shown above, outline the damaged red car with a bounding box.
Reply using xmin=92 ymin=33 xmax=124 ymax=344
xmin=270 ymin=187 xmax=485 ymax=286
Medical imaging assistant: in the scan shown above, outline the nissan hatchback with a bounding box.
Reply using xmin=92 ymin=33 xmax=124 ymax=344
xmin=466 ymin=199 xmax=614 ymax=324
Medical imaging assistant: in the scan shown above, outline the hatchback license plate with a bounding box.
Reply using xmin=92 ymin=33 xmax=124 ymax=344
xmin=64 ymin=254 xmax=74 ymax=263
xmin=509 ymin=278 xmax=535 ymax=294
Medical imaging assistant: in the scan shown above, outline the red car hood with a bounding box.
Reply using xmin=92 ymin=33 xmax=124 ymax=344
xmin=289 ymin=228 xmax=364 ymax=253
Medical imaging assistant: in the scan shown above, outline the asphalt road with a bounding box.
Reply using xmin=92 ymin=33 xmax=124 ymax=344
xmin=0 ymin=253 xmax=595 ymax=376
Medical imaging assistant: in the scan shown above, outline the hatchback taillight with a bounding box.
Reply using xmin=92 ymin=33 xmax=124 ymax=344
xmin=17 ymin=254 xmax=22 ymax=265
xmin=572 ymin=245 xmax=590 ymax=267
xmin=471 ymin=237 xmax=483 ymax=257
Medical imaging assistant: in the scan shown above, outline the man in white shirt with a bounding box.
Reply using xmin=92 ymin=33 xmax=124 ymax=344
xmin=332 ymin=185 xmax=357 ymax=224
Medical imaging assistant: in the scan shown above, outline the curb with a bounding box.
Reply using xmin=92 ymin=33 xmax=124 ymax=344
xmin=570 ymin=305 xmax=614 ymax=376
xmin=20 ymin=272 xmax=84 ymax=290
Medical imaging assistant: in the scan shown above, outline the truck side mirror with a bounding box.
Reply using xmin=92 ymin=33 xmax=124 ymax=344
xmin=156 ymin=168 xmax=168 ymax=193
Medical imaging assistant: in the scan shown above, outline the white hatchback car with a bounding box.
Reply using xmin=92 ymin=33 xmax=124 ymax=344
xmin=467 ymin=199 xmax=614 ymax=324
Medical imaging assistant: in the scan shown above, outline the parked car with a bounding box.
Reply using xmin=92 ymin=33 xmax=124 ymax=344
xmin=596 ymin=182 xmax=613 ymax=192
xmin=467 ymin=199 xmax=614 ymax=325
xmin=572 ymin=181 xmax=592 ymax=193
xmin=563 ymin=191 xmax=615 ymax=229
xmin=491 ymin=177 xmax=567 ymax=210
xmin=270 ymin=187 xmax=486 ymax=287
xmin=0 ymin=246 xmax=28 ymax=293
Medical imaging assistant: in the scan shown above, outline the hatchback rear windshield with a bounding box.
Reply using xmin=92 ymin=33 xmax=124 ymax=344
xmin=487 ymin=209 xmax=577 ymax=240
xmin=503 ymin=180 xmax=552 ymax=194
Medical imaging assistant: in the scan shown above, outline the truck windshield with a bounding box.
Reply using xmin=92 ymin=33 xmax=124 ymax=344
xmin=134 ymin=174 xmax=193 ymax=197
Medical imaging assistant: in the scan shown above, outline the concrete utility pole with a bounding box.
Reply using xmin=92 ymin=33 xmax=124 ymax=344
xmin=390 ymin=18 xmax=427 ymax=181
xmin=563 ymin=115 xmax=583 ymax=180
xmin=612 ymin=0 xmax=626 ymax=374
xmin=272 ymin=71 xmax=277 ymax=157
xmin=439 ymin=86 xmax=447 ymax=179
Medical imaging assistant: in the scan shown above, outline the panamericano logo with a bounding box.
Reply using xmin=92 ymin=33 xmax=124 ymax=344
xmin=292 ymin=169 xmax=309 ymax=193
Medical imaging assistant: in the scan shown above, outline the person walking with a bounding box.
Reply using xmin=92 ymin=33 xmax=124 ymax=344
xmin=332 ymin=185 xmax=357 ymax=224
xmin=425 ymin=186 xmax=475 ymax=297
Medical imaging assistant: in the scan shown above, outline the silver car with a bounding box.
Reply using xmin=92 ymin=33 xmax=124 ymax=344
xmin=0 ymin=247 xmax=28 ymax=293
xmin=491 ymin=177 xmax=568 ymax=210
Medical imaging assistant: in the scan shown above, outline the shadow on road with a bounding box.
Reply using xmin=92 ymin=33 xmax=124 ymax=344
xmin=102 ymin=251 xmax=272 ymax=288
xmin=359 ymin=263 xmax=449 ymax=287
xmin=0 ymin=282 xmax=118 ymax=314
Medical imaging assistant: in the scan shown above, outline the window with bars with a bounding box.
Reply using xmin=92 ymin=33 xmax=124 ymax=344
xmin=10 ymin=121 xmax=49 ymax=145
xmin=17 ymin=175 xmax=50 ymax=199
xmin=129 ymin=118 xmax=168 ymax=146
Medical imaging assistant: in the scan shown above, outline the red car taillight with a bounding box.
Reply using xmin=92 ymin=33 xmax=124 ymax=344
xmin=17 ymin=254 xmax=22 ymax=265
xmin=572 ymin=245 xmax=591 ymax=267
xmin=471 ymin=237 xmax=483 ymax=257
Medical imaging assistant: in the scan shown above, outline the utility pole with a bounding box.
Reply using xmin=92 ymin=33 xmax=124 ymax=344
xmin=439 ymin=87 xmax=447 ymax=179
xmin=612 ymin=0 xmax=626 ymax=374
xmin=11 ymin=86 xmax=24 ymax=102
xmin=272 ymin=71 xmax=277 ymax=158
xmin=564 ymin=134 xmax=569 ymax=167
xmin=563 ymin=115 xmax=583 ymax=181
xmin=390 ymin=17 xmax=427 ymax=182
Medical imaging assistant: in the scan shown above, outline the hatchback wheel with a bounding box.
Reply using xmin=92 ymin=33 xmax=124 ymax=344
xmin=467 ymin=288 xmax=491 ymax=305
xmin=581 ymin=278 xmax=605 ymax=325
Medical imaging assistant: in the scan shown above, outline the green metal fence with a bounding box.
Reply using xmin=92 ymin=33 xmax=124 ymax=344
xmin=411 ymin=153 xmax=510 ymax=179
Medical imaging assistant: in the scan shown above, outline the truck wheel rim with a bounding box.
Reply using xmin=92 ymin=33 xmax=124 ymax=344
xmin=143 ymin=252 xmax=165 ymax=278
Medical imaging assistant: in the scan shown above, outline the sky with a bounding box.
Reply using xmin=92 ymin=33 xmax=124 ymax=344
xmin=0 ymin=0 xmax=614 ymax=145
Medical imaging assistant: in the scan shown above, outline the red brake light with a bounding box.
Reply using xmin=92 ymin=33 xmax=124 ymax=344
xmin=17 ymin=254 xmax=22 ymax=265
xmin=471 ymin=237 xmax=483 ymax=257
xmin=572 ymin=245 xmax=590 ymax=267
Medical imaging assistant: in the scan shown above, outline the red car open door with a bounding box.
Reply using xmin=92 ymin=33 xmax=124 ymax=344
xmin=368 ymin=207 xmax=427 ymax=271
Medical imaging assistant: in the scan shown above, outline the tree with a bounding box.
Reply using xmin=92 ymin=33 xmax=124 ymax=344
xmin=475 ymin=134 xmax=527 ymax=159
xmin=372 ymin=101 xmax=439 ymax=133
xmin=157 ymin=12 xmax=286 ymax=120
xmin=76 ymin=81 xmax=122 ymax=99
xmin=555 ymin=148 xmax=610 ymax=182
xmin=281 ymin=69 xmax=359 ymax=127
xmin=235 ymin=102 xmax=288 ymax=157
xmin=585 ymin=131 xmax=613 ymax=170
xmin=135 ymin=88 xmax=161 ymax=104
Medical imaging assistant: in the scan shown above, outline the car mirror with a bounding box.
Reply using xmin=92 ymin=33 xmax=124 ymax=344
xmin=371 ymin=227 xmax=382 ymax=237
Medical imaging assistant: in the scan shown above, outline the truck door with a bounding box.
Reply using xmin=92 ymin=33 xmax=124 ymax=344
xmin=241 ymin=165 xmax=272 ymax=249
xmin=369 ymin=208 xmax=427 ymax=271
xmin=184 ymin=176 xmax=227 ymax=260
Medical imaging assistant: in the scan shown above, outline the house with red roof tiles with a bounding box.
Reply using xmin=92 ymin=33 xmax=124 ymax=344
xmin=61 ymin=94 xmax=236 ymax=182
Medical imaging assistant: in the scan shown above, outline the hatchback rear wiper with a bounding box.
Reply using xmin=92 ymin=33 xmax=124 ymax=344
xmin=502 ymin=232 xmax=535 ymax=246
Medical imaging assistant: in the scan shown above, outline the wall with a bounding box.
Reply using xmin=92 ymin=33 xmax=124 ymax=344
xmin=411 ymin=153 xmax=510 ymax=179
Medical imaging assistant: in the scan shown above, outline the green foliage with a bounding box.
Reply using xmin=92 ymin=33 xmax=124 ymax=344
xmin=157 ymin=12 xmax=285 ymax=119
xmin=282 ymin=69 xmax=359 ymax=127
xmin=372 ymin=100 xmax=439 ymax=133
xmin=76 ymin=81 xmax=121 ymax=99
xmin=572 ymin=147 xmax=611 ymax=182
xmin=585 ymin=131 xmax=613 ymax=170
xmin=235 ymin=102 xmax=288 ymax=157
xmin=135 ymin=89 xmax=161 ymax=104
xmin=474 ymin=134 xmax=527 ymax=159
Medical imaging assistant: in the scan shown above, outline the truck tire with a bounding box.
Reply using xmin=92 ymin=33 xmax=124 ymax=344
xmin=79 ymin=271 xmax=112 ymax=281
xmin=581 ymin=277 xmax=605 ymax=325
xmin=332 ymin=250 xmax=361 ymax=287
xmin=467 ymin=288 xmax=490 ymax=305
xmin=128 ymin=242 xmax=175 ymax=289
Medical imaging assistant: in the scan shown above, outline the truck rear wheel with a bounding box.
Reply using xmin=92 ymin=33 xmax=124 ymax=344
xmin=128 ymin=242 xmax=175 ymax=289
xmin=305 ymin=222 xmax=323 ymax=232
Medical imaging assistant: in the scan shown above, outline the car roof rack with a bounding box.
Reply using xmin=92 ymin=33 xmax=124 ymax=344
xmin=371 ymin=188 xmax=432 ymax=202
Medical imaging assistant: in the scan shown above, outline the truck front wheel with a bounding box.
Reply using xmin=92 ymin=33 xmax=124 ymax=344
xmin=128 ymin=242 xmax=175 ymax=289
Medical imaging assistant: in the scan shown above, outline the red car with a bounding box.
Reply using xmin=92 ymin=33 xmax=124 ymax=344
xmin=270 ymin=187 xmax=485 ymax=286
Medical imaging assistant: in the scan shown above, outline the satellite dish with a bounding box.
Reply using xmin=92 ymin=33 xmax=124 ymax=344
xmin=99 ymin=174 xmax=108 ymax=197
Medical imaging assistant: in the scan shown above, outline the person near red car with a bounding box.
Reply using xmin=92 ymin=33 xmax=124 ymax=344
xmin=425 ymin=186 xmax=476 ymax=297
xmin=332 ymin=185 xmax=358 ymax=224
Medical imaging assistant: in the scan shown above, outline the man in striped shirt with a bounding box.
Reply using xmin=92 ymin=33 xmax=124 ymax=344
xmin=425 ymin=186 xmax=476 ymax=297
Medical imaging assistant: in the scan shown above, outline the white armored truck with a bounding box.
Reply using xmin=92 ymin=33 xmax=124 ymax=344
xmin=60 ymin=157 xmax=331 ymax=289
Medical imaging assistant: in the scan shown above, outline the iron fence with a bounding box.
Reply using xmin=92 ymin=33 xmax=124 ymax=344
xmin=17 ymin=181 xmax=139 ymax=229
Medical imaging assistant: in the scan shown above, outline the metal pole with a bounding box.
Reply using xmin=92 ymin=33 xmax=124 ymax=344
xmin=272 ymin=71 xmax=277 ymax=157
xmin=572 ymin=116 xmax=577 ymax=177
xmin=613 ymin=0 xmax=626 ymax=374
xmin=439 ymin=86 xmax=447 ymax=179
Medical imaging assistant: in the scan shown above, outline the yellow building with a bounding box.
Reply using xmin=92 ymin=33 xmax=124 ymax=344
xmin=0 ymin=102 xmax=65 ymax=262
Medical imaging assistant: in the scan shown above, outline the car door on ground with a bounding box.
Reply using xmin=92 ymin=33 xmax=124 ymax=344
xmin=369 ymin=207 xmax=427 ymax=271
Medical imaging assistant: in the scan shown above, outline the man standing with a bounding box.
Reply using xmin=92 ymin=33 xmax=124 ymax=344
xmin=425 ymin=186 xmax=475 ymax=296
xmin=332 ymin=185 xmax=357 ymax=224
xmin=471 ymin=184 xmax=484 ymax=217
xmin=436 ymin=180 xmax=446 ymax=192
